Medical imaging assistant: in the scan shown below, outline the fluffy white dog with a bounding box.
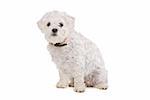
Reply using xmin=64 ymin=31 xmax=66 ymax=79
xmin=37 ymin=11 xmax=108 ymax=93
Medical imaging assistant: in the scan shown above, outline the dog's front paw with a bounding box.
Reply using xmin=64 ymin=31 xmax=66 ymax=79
xmin=56 ymin=81 xmax=68 ymax=88
xmin=74 ymin=84 xmax=86 ymax=93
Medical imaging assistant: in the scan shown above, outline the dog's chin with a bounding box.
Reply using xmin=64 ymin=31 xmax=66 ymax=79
xmin=45 ymin=31 xmax=68 ymax=44
xmin=47 ymin=37 xmax=65 ymax=44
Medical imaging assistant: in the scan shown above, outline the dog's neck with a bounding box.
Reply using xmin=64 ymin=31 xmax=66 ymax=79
xmin=49 ymin=37 xmax=69 ymax=47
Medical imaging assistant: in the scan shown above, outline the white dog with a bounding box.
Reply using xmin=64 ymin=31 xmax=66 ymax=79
xmin=37 ymin=11 xmax=108 ymax=93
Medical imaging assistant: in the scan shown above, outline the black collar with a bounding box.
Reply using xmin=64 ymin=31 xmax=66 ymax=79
xmin=50 ymin=43 xmax=67 ymax=47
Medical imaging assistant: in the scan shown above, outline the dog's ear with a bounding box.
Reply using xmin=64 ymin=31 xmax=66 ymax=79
xmin=37 ymin=20 xmax=42 ymax=30
xmin=37 ymin=18 xmax=44 ymax=33
xmin=37 ymin=12 xmax=51 ymax=33
xmin=63 ymin=12 xmax=75 ymax=31
xmin=37 ymin=18 xmax=48 ymax=34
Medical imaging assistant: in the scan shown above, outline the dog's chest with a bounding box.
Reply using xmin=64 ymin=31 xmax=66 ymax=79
xmin=48 ymin=45 xmax=73 ymax=67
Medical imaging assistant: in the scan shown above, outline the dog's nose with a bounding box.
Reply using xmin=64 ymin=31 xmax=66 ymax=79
xmin=52 ymin=28 xmax=58 ymax=33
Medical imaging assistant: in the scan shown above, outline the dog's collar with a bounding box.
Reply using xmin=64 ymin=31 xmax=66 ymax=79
xmin=50 ymin=42 xmax=67 ymax=47
xmin=49 ymin=38 xmax=69 ymax=47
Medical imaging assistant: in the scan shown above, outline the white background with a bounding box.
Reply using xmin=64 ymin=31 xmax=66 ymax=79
xmin=0 ymin=0 xmax=150 ymax=99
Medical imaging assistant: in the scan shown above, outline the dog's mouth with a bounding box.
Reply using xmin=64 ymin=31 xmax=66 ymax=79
xmin=47 ymin=35 xmax=65 ymax=44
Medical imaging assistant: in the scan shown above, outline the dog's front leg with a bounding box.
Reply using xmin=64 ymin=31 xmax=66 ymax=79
xmin=56 ymin=70 xmax=70 ymax=88
xmin=73 ymin=70 xmax=86 ymax=93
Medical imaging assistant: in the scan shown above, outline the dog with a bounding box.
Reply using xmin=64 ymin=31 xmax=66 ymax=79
xmin=37 ymin=11 xmax=108 ymax=93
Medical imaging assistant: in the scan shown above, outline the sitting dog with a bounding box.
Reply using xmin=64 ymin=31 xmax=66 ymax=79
xmin=37 ymin=11 xmax=108 ymax=93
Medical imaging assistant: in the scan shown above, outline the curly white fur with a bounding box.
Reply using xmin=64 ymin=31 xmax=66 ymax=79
xmin=37 ymin=11 xmax=108 ymax=93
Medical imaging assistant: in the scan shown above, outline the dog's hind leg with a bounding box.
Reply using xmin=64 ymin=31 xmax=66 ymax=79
xmin=94 ymin=68 xmax=108 ymax=90
xmin=85 ymin=68 xmax=108 ymax=90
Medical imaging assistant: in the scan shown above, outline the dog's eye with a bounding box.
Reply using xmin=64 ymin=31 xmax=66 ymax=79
xmin=47 ymin=22 xmax=51 ymax=27
xmin=59 ymin=23 xmax=63 ymax=27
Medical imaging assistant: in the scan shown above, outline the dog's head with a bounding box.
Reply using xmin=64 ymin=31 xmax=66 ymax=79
xmin=37 ymin=11 xmax=75 ymax=44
